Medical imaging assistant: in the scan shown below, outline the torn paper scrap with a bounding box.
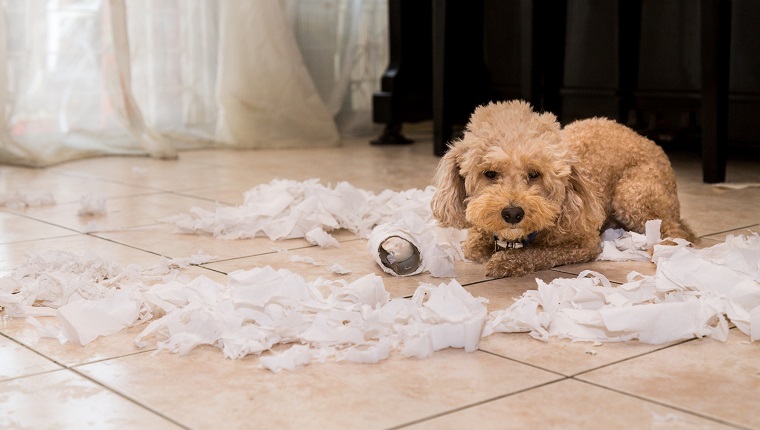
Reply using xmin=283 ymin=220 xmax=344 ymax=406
xmin=77 ymin=193 xmax=107 ymax=217
xmin=490 ymin=233 xmax=760 ymax=344
xmin=305 ymin=227 xmax=340 ymax=248
xmin=57 ymin=290 xmax=142 ymax=345
xmin=712 ymin=182 xmax=760 ymax=190
xmin=597 ymin=219 xmax=662 ymax=262
xmin=0 ymin=191 xmax=55 ymax=209
xmin=164 ymin=251 xmax=218 ymax=268
xmin=259 ymin=345 xmax=313 ymax=372
xmin=326 ymin=264 xmax=352 ymax=275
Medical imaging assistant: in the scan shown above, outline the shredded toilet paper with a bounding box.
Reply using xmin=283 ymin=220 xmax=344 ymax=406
xmin=0 ymin=251 xmax=489 ymax=371
xmin=2 ymin=177 xmax=758 ymax=372
xmin=164 ymin=179 xmax=466 ymax=277
xmin=1 ymin=232 xmax=758 ymax=372
xmin=164 ymin=179 xmax=437 ymax=241
xmin=78 ymin=193 xmax=108 ymax=217
xmin=0 ymin=191 xmax=55 ymax=209
xmin=490 ymin=233 xmax=760 ymax=343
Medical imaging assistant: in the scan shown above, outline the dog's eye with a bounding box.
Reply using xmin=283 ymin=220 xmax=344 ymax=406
xmin=484 ymin=170 xmax=498 ymax=179
xmin=527 ymin=170 xmax=540 ymax=180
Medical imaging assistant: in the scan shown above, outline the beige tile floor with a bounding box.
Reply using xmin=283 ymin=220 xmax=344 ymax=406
xmin=1 ymin=128 xmax=759 ymax=430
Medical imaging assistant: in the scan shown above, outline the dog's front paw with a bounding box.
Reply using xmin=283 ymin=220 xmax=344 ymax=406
xmin=463 ymin=228 xmax=496 ymax=263
xmin=464 ymin=246 xmax=492 ymax=263
xmin=484 ymin=251 xmax=531 ymax=278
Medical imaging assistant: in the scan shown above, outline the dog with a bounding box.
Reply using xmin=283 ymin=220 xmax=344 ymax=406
xmin=431 ymin=100 xmax=696 ymax=277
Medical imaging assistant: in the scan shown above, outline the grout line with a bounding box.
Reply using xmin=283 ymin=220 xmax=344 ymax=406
xmin=572 ymin=379 xmax=752 ymax=430
xmin=67 ymin=365 xmax=192 ymax=430
xmin=387 ymin=377 xmax=568 ymax=430
xmin=477 ymin=349 xmax=567 ymax=378
xmin=2 ymin=324 xmax=187 ymax=427
xmin=568 ymin=338 xmax=697 ymax=378
xmin=698 ymin=224 xmax=759 ymax=239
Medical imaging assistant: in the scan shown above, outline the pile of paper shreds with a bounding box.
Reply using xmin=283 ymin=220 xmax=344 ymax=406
xmin=164 ymin=179 xmax=467 ymax=277
xmin=1 ymin=180 xmax=758 ymax=372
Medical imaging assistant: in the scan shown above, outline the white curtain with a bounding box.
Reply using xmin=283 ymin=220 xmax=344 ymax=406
xmin=0 ymin=0 xmax=388 ymax=167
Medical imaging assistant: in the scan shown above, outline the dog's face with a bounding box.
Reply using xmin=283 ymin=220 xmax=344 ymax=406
xmin=432 ymin=101 xmax=587 ymax=241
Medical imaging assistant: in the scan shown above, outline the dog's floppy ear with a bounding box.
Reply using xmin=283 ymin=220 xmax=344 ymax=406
xmin=556 ymin=165 xmax=605 ymax=235
xmin=431 ymin=144 xmax=470 ymax=229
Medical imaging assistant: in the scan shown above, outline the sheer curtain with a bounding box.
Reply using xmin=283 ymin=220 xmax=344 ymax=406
xmin=0 ymin=0 xmax=388 ymax=167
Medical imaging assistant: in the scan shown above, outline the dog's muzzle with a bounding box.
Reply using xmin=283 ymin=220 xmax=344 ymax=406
xmin=494 ymin=231 xmax=538 ymax=251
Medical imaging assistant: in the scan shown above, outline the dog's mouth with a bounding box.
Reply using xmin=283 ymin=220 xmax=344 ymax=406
xmin=494 ymin=231 xmax=538 ymax=251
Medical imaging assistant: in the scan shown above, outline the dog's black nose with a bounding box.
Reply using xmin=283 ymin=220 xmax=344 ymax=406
xmin=501 ymin=206 xmax=524 ymax=224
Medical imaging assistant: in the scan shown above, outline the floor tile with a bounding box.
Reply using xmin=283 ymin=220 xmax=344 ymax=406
xmin=1 ymin=317 xmax=155 ymax=368
xmin=174 ymin=185 xmax=256 ymax=206
xmin=77 ymin=346 xmax=561 ymax=430
xmin=0 ymin=369 xmax=182 ymax=429
xmin=0 ymin=335 xmax=61 ymax=381
xmin=480 ymin=334 xmax=681 ymax=378
xmin=1 ymin=166 xmax=153 ymax=204
xmin=678 ymin=190 xmax=760 ymax=237
xmin=577 ymin=329 xmax=760 ymax=429
xmin=52 ymin=155 xmax=257 ymax=192
xmin=0 ymin=212 xmax=76 ymax=244
xmin=176 ymin=145 xmax=442 ymax=194
xmin=0 ymin=234 xmax=169 ymax=277
xmin=8 ymin=193 xmax=220 ymax=233
xmin=403 ymin=379 xmax=735 ymax=430
xmin=94 ymin=223 xmax=314 ymax=261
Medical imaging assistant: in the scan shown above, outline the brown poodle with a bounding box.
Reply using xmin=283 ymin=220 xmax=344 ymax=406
xmin=431 ymin=100 xmax=696 ymax=277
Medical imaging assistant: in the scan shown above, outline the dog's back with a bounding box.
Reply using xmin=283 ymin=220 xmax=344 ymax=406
xmin=562 ymin=117 xmax=695 ymax=241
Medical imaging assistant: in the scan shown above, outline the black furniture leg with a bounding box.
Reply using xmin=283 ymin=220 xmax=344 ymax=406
xmin=701 ymin=0 xmax=731 ymax=183
xmin=371 ymin=0 xmax=433 ymax=146
xmin=371 ymin=123 xmax=413 ymax=145
xmin=433 ymin=0 xmax=487 ymax=156
xmin=432 ymin=0 xmax=449 ymax=156
xmin=618 ymin=0 xmax=642 ymax=125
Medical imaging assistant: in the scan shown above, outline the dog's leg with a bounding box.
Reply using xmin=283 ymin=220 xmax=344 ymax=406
xmin=485 ymin=238 xmax=601 ymax=277
xmin=463 ymin=227 xmax=495 ymax=263
xmin=611 ymin=167 xmax=697 ymax=243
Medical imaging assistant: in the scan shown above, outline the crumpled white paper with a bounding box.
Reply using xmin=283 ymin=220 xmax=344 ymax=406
xmin=164 ymin=179 xmax=467 ymax=277
xmin=164 ymin=179 xmax=434 ymax=241
xmin=597 ymin=219 xmax=662 ymax=261
xmin=1 ymin=232 xmax=758 ymax=372
xmin=0 ymin=250 xmax=216 ymax=344
xmin=134 ymin=268 xmax=489 ymax=372
xmin=77 ymin=193 xmax=108 ymax=217
xmin=0 ymin=191 xmax=55 ymax=209
xmin=490 ymin=233 xmax=760 ymax=343
xmin=0 ymin=250 xmax=490 ymax=371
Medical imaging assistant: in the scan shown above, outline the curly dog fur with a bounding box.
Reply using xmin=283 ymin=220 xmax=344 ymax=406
xmin=431 ymin=100 xmax=696 ymax=277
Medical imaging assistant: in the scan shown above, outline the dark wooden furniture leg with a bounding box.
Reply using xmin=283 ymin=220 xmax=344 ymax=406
xmin=371 ymin=0 xmax=433 ymax=145
xmin=701 ymin=0 xmax=731 ymax=183
xmin=617 ymin=0 xmax=642 ymax=124
xmin=432 ymin=0 xmax=488 ymax=156
xmin=526 ymin=0 xmax=568 ymax=118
